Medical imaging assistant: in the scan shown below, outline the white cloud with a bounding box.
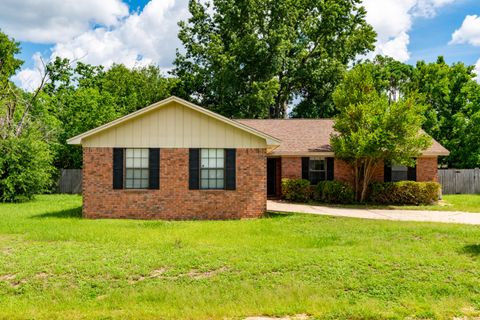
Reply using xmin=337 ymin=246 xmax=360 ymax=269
xmin=14 ymin=0 xmax=189 ymax=90
xmin=362 ymin=0 xmax=457 ymax=62
xmin=12 ymin=53 xmax=46 ymax=91
xmin=450 ymin=15 xmax=480 ymax=46
xmin=474 ymin=58 xmax=480 ymax=82
xmin=0 ymin=0 xmax=129 ymax=43
xmin=50 ymin=0 xmax=189 ymax=68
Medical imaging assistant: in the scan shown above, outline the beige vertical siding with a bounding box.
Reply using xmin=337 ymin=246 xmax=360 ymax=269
xmin=82 ymin=101 xmax=267 ymax=148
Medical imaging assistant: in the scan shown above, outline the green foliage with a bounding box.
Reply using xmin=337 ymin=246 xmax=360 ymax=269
xmin=0 ymin=132 xmax=54 ymax=202
xmin=0 ymin=30 xmax=23 ymax=83
xmin=174 ymin=0 xmax=376 ymax=118
xmin=331 ymin=63 xmax=431 ymax=201
xmin=409 ymin=57 xmax=480 ymax=168
xmin=40 ymin=58 xmax=179 ymax=168
xmin=281 ymin=178 xmax=312 ymax=202
xmin=362 ymin=55 xmax=480 ymax=168
xmin=369 ymin=181 xmax=441 ymax=205
xmin=314 ymin=180 xmax=354 ymax=204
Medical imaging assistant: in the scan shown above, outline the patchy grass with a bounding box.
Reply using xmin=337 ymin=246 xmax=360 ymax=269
xmin=315 ymin=194 xmax=480 ymax=213
xmin=0 ymin=195 xmax=480 ymax=319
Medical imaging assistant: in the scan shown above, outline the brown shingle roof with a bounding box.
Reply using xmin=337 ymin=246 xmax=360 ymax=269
xmin=236 ymin=119 xmax=449 ymax=156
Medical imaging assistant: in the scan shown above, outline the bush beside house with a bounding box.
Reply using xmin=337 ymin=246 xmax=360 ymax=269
xmin=369 ymin=181 xmax=441 ymax=205
xmin=281 ymin=178 xmax=440 ymax=205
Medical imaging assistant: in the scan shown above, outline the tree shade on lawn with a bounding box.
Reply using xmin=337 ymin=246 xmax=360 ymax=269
xmin=0 ymin=195 xmax=480 ymax=319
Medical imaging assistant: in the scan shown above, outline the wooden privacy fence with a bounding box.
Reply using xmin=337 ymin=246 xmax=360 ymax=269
xmin=57 ymin=169 xmax=82 ymax=194
xmin=438 ymin=168 xmax=480 ymax=194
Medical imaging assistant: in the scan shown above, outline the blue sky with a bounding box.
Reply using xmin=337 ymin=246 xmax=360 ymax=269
xmin=1 ymin=0 xmax=479 ymax=90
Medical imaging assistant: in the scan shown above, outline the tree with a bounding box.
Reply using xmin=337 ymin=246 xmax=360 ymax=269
xmin=0 ymin=30 xmax=54 ymax=201
xmin=409 ymin=57 xmax=480 ymax=168
xmin=40 ymin=58 xmax=179 ymax=168
xmin=331 ymin=64 xmax=431 ymax=202
xmin=173 ymin=0 xmax=376 ymax=119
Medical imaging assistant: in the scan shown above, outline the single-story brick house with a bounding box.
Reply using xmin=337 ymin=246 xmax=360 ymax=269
xmin=68 ymin=96 xmax=449 ymax=219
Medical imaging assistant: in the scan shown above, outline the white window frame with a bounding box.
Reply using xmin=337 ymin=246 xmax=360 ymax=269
xmin=200 ymin=148 xmax=225 ymax=190
xmin=125 ymin=148 xmax=149 ymax=189
xmin=309 ymin=157 xmax=326 ymax=185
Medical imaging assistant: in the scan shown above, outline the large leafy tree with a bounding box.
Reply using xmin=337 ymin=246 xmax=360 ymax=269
xmin=331 ymin=64 xmax=431 ymax=202
xmin=0 ymin=30 xmax=54 ymax=202
xmin=409 ymin=57 xmax=480 ymax=168
xmin=362 ymin=55 xmax=480 ymax=168
xmin=174 ymin=0 xmax=376 ymax=118
xmin=40 ymin=57 xmax=179 ymax=168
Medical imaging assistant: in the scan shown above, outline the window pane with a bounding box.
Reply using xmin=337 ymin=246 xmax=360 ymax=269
xmin=126 ymin=149 xmax=133 ymax=157
xmin=140 ymin=179 xmax=149 ymax=189
xmin=201 ymin=149 xmax=209 ymax=158
xmin=141 ymin=149 xmax=148 ymax=158
xmin=133 ymin=179 xmax=141 ymax=189
xmin=216 ymin=179 xmax=224 ymax=189
xmin=216 ymin=170 xmax=224 ymax=179
xmin=134 ymin=149 xmax=142 ymax=157
xmin=125 ymin=179 xmax=133 ymax=188
xmin=208 ymin=169 xmax=216 ymax=179
xmin=201 ymin=179 xmax=209 ymax=189
xmin=141 ymin=157 xmax=148 ymax=168
xmin=216 ymin=158 xmax=224 ymax=168
xmin=126 ymin=169 xmax=134 ymax=179
xmin=208 ymin=158 xmax=216 ymax=168
xmin=126 ymin=158 xmax=134 ymax=168
xmin=209 ymin=149 xmax=216 ymax=157
xmin=141 ymin=169 xmax=149 ymax=179
xmin=201 ymin=170 xmax=208 ymax=179
xmin=208 ymin=179 xmax=216 ymax=188
xmin=217 ymin=149 xmax=224 ymax=158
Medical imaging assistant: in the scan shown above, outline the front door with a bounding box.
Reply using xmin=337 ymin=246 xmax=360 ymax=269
xmin=267 ymin=158 xmax=278 ymax=197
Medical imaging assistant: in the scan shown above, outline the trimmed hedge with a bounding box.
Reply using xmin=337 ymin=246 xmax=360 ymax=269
xmin=314 ymin=180 xmax=354 ymax=204
xmin=369 ymin=181 xmax=441 ymax=205
xmin=281 ymin=178 xmax=312 ymax=202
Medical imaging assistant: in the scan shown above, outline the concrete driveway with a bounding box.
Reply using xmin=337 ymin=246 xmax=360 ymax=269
xmin=267 ymin=200 xmax=480 ymax=225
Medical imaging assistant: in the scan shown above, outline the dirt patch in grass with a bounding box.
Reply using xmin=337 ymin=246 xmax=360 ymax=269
xmin=0 ymin=274 xmax=26 ymax=288
xmin=128 ymin=266 xmax=228 ymax=284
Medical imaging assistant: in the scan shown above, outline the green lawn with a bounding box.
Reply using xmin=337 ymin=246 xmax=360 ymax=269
xmin=1 ymin=195 xmax=480 ymax=319
xmin=318 ymin=194 xmax=480 ymax=213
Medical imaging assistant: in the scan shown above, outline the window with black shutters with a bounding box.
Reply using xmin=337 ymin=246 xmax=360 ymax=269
xmin=200 ymin=148 xmax=225 ymax=189
xmin=309 ymin=157 xmax=326 ymax=185
xmin=391 ymin=163 xmax=408 ymax=182
xmin=125 ymin=148 xmax=149 ymax=189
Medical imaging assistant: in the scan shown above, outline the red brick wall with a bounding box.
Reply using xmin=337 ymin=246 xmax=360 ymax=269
xmin=281 ymin=157 xmax=302 ymax=179
xmin=334 ymin=157 xmax=438 ymax=184
xmin=416 ymin=157 xmax=438 ymax=182
xmin=82 ymin=147 xmax=266 ymax=220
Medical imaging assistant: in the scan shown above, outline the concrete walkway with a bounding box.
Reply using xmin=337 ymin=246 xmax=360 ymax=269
xmin=267 ymin=200 xmax=480 ymax=225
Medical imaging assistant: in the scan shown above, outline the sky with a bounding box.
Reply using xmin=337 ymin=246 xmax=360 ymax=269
xmin=0 ymin=0 xmax=479 ymax=91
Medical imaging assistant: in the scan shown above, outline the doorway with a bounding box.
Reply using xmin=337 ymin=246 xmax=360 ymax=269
xmin=267 ymin=158 xmax=280 ymax=198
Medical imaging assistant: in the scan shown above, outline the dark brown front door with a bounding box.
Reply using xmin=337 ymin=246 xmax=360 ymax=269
xmin=267 ymin=158 xmax=277 ymax=197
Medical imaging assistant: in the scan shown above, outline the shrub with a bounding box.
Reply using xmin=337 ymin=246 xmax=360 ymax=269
xmin=0 ymin=133 xmax=54 ymax=202
xmin=314 ymin=180 xmax=355 ymax=204
xmin=281 ymin=178 xmax=312 ymax=202
xmin=369 ymin=181 xmax=441 ymax=205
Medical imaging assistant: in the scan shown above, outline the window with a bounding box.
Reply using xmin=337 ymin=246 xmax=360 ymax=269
xmin=309 ymin=157 xmax=326 ymax=185
xmin=391 ymin=164 xmax=408 ymax=182
xmin=125 ymin=148 xmax=149 ymax=189
xmin=200 ymin=148 xmax=225 ymax=189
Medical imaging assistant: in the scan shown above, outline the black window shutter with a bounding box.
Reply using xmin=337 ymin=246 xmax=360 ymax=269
xmin=384 ymin=164 xmax=392 ymax=182
xmin=148 ymin=148 xmax=160 ymax=189
xmin=189 ymin=148 xmax=200 ymax=190
xmin=225 ymin=149 xmax=236 ymax=190
xmin=302 ymin=157 xmax=309 ymax=180
xmin=326 ymin=157 xmax=334 ymax=181
xmin=113 ymin=148 xmax=124 ymax=189
xmin=408 ymin=159 xmax=417 ymax=181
